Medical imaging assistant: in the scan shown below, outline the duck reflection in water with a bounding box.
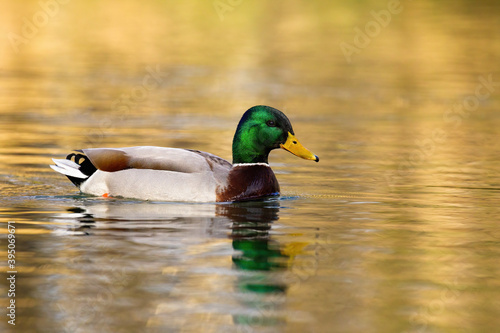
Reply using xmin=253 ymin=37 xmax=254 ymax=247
xmin=59 ymin=197 xmax=306 ymax=329
xmin=221 ymin=199 xmax=292 ymax=327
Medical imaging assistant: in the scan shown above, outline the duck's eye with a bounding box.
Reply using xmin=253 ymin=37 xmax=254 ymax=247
xmin=266 ymin=120 xmax=276 ymax=127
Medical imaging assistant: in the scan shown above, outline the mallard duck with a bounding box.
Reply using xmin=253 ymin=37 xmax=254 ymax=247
xmin=50 ymin=105 xmax=319 ymax=202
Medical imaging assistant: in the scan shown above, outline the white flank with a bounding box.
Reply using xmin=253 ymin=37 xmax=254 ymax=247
xmin=50 ymin=159 xmax=88 ymax=179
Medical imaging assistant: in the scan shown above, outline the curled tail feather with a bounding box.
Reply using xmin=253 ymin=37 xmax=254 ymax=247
xmin=50 ymin=150 xmax=97 ymax=187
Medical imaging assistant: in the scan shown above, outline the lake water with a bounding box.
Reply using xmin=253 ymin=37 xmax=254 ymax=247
xmin=1 ymin=1 xmax=500 ymax=332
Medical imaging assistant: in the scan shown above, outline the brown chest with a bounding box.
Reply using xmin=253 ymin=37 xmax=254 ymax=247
xmin=216 ymin=164 xmax=280 ymax=202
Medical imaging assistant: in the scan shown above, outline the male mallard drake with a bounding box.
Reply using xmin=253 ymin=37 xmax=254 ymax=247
xmin=50 ymin=105 xmax=319 ymax=202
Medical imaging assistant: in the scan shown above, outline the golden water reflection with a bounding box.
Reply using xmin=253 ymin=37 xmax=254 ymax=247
xmin=29 ymin=200 xmax=294 ymax=332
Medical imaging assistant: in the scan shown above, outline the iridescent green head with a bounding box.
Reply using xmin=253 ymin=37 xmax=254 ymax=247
xmin=232 ymin=105 xmax=319 ymax=164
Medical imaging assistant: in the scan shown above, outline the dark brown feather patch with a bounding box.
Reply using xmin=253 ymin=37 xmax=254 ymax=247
xmin=83 ymin=149 xmax=130 ymax=172
xmin=216 ymin=164 xmax=280 ymax=202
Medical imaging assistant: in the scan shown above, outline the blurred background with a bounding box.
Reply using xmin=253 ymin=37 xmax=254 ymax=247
xmin=1 ymin=1 xmax=500 ymax=332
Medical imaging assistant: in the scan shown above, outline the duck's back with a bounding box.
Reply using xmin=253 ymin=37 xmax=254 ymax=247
xmin=55 ymin=147 xmax=232 ymax=202
xmin=52 ymin=147 xmax=281 ymax=202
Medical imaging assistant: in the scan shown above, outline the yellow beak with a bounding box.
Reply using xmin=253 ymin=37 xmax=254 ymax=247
xmin=280 ymin=132 xmax=319 ymax=162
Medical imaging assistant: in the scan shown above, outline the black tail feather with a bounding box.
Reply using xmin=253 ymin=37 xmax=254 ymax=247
xmin=65 ymin=150 xmax=97 ymax=187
